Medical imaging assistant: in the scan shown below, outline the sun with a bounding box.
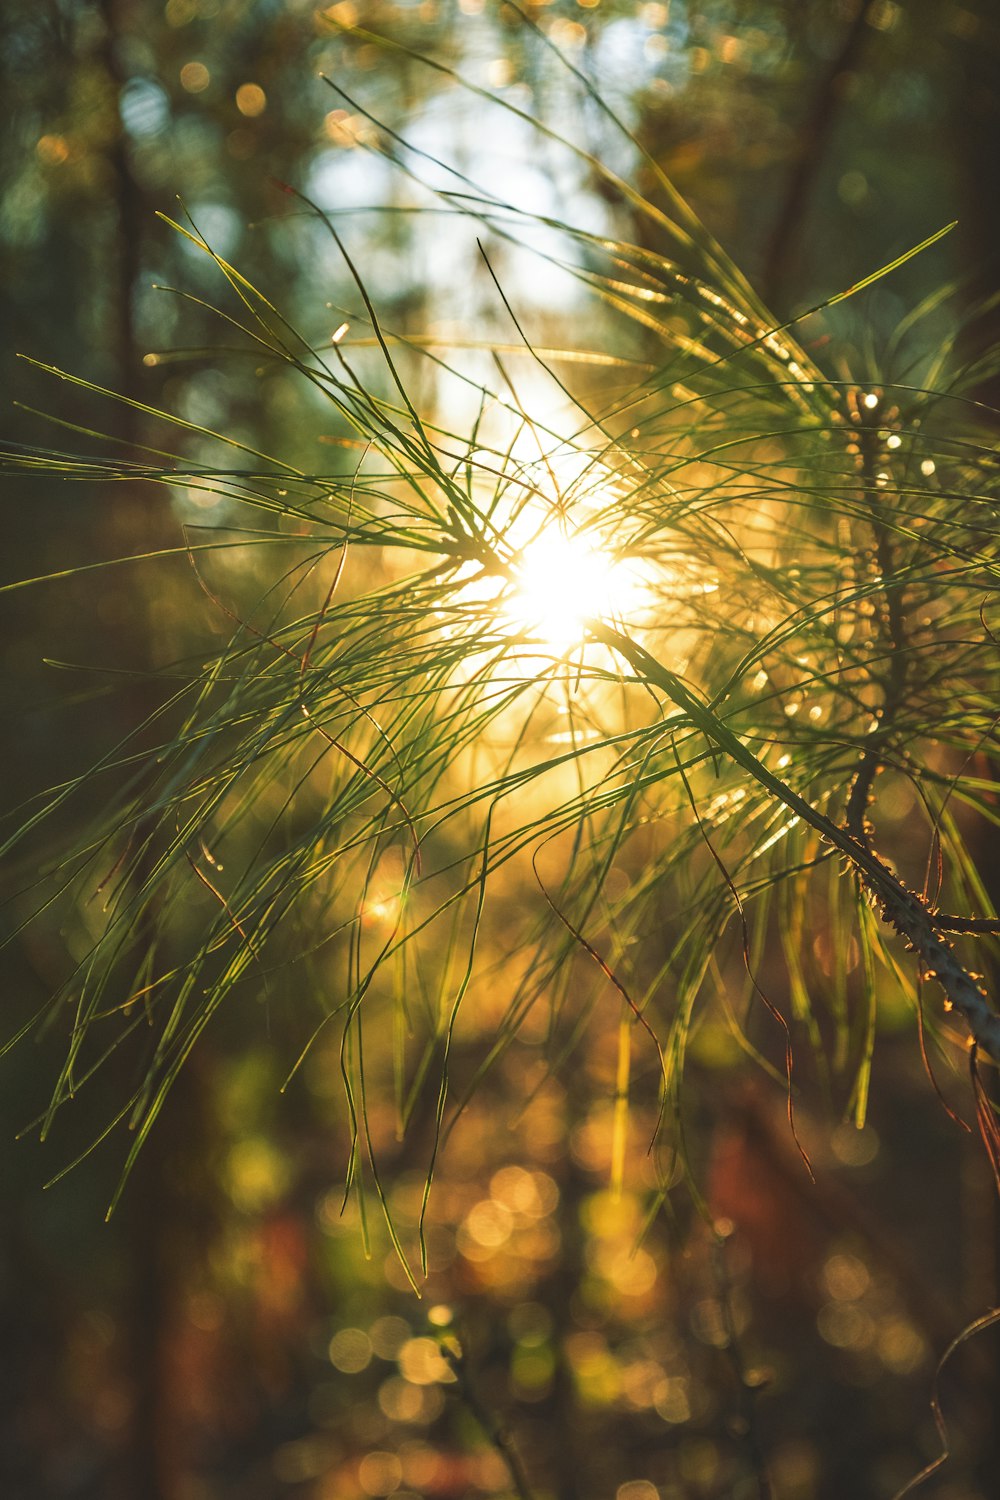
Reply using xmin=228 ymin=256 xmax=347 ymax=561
xmin=503 ymin=526 xmax=639 ymax=651
xmin=448 ymin=437 xmax=649 ymax=657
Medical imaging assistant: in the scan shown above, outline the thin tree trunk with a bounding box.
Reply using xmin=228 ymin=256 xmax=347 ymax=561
xmin=760 ymin=3 xmax=872 ymax=313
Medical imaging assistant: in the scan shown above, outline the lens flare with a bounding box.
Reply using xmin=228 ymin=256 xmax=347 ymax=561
xmin=504 ymin=528 xmax=637 ymax=650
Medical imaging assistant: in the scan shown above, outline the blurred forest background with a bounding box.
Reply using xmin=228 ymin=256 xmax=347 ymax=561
xmin=2 ymin=2 xmax=1000 ymax=1498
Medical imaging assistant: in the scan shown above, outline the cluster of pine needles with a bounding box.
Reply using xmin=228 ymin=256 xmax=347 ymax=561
xmin=2 ymin=17 xmax=1000 ymax=1288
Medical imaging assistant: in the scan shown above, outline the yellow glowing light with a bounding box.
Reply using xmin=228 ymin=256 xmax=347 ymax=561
xmin=179 ymin=61 xmax=210 ymax=93
xmin=36 ymin=134 xmax=70 ymax=165
xmin=235 ymin=83 xmax=267 ymax=117
xmin=361 ymin=893 xmax=399 ymax=927
xmin=503 ymin=528 xmax=637 ymax=650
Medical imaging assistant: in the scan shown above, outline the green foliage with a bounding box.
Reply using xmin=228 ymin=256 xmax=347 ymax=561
xmin=3 ymin=18 xmax=1000 ymax=1273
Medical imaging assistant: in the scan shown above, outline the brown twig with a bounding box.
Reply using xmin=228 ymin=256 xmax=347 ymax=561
xmin=712 ymin=1227 xmax=775 ymax=1500
xmin=843 ymin=387 xmax=909 ymax=854
xmin=934 ymin=914 xmax=1000 ymax=936
xmin=441 ymin=1342 xmax=538 ymax=1500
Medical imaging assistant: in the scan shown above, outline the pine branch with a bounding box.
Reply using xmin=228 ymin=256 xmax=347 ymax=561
xmin=594 ymin=624 xmax=1000 ymax=1064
